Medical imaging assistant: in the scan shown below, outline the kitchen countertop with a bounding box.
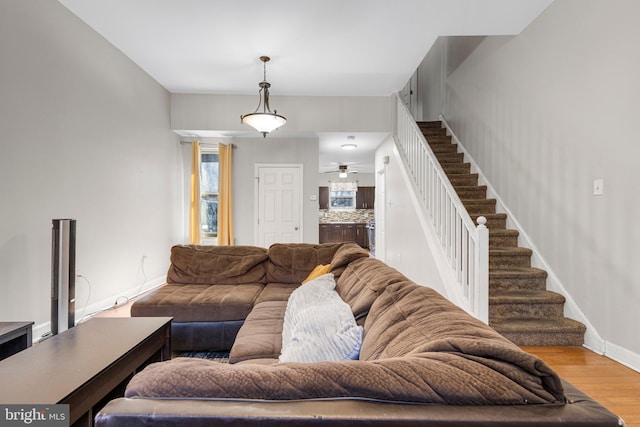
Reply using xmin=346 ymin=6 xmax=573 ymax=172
xmin=319 ymin=221 xmax=367 ymax=224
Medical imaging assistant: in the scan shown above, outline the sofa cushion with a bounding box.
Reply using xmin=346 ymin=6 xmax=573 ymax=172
xmin=127 ymin=344 xmax=565 ymax=404
xmin=130 ymin=283 xmax=264 ymax=322
xmin=266 ymin=243 xmax=344 ymax=284
xmin=278 ymin=274 xmax=362 ymax=363
xmin=167 ymin=245 xmax=268 ymax=286
xmin=328 ymin=242 xmax=370 ymax=279
xmin=360 ymin=282 xmax=536 ymax=361
xmin=229 ymin=300 xmax=287 ymax=363
xmin=254 ymin=283 xmax=298 ymax=304
xmin=334 ymin=257 xmax=409 ymax=320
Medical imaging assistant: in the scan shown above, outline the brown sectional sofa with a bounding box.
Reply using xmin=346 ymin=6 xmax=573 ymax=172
xmin=96 ymin=242 xmax=623 ymax=426
xmin=130 ymin=243 xmax=358 ymax=351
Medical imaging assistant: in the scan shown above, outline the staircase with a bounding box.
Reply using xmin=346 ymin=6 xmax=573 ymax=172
xmin=417 ymin=121 xmax=586 ymax=346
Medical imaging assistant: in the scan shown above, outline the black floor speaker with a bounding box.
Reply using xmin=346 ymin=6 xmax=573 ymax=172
xmin=51 ymin=219 xmax=76 ymax=335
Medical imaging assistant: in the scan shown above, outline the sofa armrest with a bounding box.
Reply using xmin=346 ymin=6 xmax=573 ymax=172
xmin=95 ymin=381 xmax=622 ymax=427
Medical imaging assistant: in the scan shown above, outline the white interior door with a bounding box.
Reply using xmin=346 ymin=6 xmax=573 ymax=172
xmin=256 ymin=164 xmax=303 ymax=248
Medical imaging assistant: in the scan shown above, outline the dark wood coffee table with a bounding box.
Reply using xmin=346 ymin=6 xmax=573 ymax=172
xmin=0 ymin=317 xmax=171 ymax=427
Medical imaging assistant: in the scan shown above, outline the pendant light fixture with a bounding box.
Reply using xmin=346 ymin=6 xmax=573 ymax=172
xmin=240 ymin=56 xmax=287 ymax=137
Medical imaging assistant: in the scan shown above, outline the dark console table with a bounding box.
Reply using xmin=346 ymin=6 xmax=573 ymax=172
xmin=0 ymin=321 xmax=34 ymax=360
xmin=0 ymin=317 xmax=171 ymax=427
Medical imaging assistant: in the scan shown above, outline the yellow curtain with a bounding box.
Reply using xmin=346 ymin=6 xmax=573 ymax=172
xmin=188 ymin=141 xmax=201 ymax=244
xmin=217 ymin=143 xmax=234 ymax=246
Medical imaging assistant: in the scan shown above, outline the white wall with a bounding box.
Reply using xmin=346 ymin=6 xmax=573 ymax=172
xmin=0 ymin=1 xmax=181 ymax=338
xmin=171 ymin=93 xmax=391 ymax=247
xmin=171 ymin=94 xmax=391 ymax=134
xmin=178 ymin=137 xmax=319 ymax=246
xmin=319 ymin=172 xmax=375 ymax=187
xmin=232 ymin=137 xmax=320 ymax=245
xmin=415 ymin=0 xmax=640 ymax=366
xmin=416 ymin=37 xmax=446 ymax=122
xmin=374 ymin=138 xmax=445 ymax=295
xmin=417 ymin=36 xmax=488 ymax=122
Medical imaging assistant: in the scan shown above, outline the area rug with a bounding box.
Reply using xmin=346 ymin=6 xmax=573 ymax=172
xmin=175 ymin=351 xmax=230 ymax=363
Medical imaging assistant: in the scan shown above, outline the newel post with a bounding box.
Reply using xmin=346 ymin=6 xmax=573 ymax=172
xmin=474 ymin=216 xmax=489 ymax=324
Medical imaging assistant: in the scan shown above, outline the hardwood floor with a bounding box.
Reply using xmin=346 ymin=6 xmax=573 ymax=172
xmin=524 ymin=346 xmax=640 ymax=427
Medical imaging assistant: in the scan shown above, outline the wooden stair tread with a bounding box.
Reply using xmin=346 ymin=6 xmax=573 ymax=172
xmin=463 ymin=199 xmax=497 ymax=215
xmin=488 ymin=229 xmax=519 ymax=242
xmin=429 ymin=144 xmax=458 ymax=153
xmin=490 ymin=317 xmax=586 ymax=333
xmin=490 ymin=247 xmax=533 ymax=255
xmin=471 ymin=212 xmax=506 ymax=218
xmin=449 ymin=173 xmax=478 ymax=178
xmin=461 ymin=198 xmax=496 ymax=202
xmin=417 ymin=121 xmax=443 ymax=128
xmin=489 ymin=229 xmax=519 ymax=236
xmin=451 ymin=173 xmax=478 ymax=178
xmin=435 ymin=153 xmax=465 ymax=162
xmin=489 ymin=267 xmax=547 ymax=277
xmin=456 ymin=185 xmax=487 ymax=191
xmin=427 ymin=138 xmax=452 ymax=144
xmin=490 ymin=290 xmax=565 ymax=304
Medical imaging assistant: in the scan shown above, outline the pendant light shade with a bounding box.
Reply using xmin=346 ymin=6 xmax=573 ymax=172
xmin=241 ymin=56 xmax=287 ymax=137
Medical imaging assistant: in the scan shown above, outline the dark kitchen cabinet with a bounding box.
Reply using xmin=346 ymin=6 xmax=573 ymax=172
xmin=356 ymin=187 xmax=375 ymax=209
xmin=343 ymin=223 xmax=357 ymax=243
xmin=356 ymin=223 xmax=368 ymax=249
xmin=319 ymin=187 xmax=329 ymax=209
xmin=319 ymin=224 xmax=331 ymax=243
xmin=319 ymin=223 xmax=367 ymax=248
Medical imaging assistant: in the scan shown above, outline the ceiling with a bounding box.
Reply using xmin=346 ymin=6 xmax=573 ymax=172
xmin=57 ymin=0 xmax=553 ymax=173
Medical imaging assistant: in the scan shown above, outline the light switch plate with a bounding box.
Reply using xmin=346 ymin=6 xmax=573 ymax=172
xmin=593 ymin=179 xmax=604 ymax=196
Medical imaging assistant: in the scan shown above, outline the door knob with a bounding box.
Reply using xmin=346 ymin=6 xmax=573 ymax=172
xmin=294 ymin=226 xmax=299 ymax=231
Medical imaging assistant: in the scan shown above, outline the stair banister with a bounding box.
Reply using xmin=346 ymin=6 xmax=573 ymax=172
xmin=391 ymin=94 xmax=489 ymax=323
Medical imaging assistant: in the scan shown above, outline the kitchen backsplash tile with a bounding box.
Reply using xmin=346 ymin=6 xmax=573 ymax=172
xmin=319 ymin=209 xmax=374 ymax=223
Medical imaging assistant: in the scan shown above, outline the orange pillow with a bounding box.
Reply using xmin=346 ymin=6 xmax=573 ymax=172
xmin=302 ymin=264 xmax=331 ymax=284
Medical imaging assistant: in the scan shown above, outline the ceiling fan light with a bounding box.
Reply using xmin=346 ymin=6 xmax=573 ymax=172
xmin=339 ymin=172 xmax=348 ymax=178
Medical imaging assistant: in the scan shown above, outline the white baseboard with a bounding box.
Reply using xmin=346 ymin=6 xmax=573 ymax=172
xmin=597 ymin=341 xmax=640 ymax=373
xmin=32 ymin=276 xmax=165 ymax=343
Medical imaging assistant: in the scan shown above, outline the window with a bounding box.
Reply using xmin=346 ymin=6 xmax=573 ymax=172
xmin=329 ymin=181 xmax=357 ymax=211
xmin=200 ymin=151 xmax=219 ymax=238
xmin=330 ymin=190 xmax=356 ymax=210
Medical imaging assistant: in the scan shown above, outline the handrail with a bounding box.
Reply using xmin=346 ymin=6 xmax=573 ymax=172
xmin=391 ymin=94 xmax=489 ymax=322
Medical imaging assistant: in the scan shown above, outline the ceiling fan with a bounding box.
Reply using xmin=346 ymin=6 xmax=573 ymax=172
xmin=324 ymin=164 xmax=359 ymax=178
